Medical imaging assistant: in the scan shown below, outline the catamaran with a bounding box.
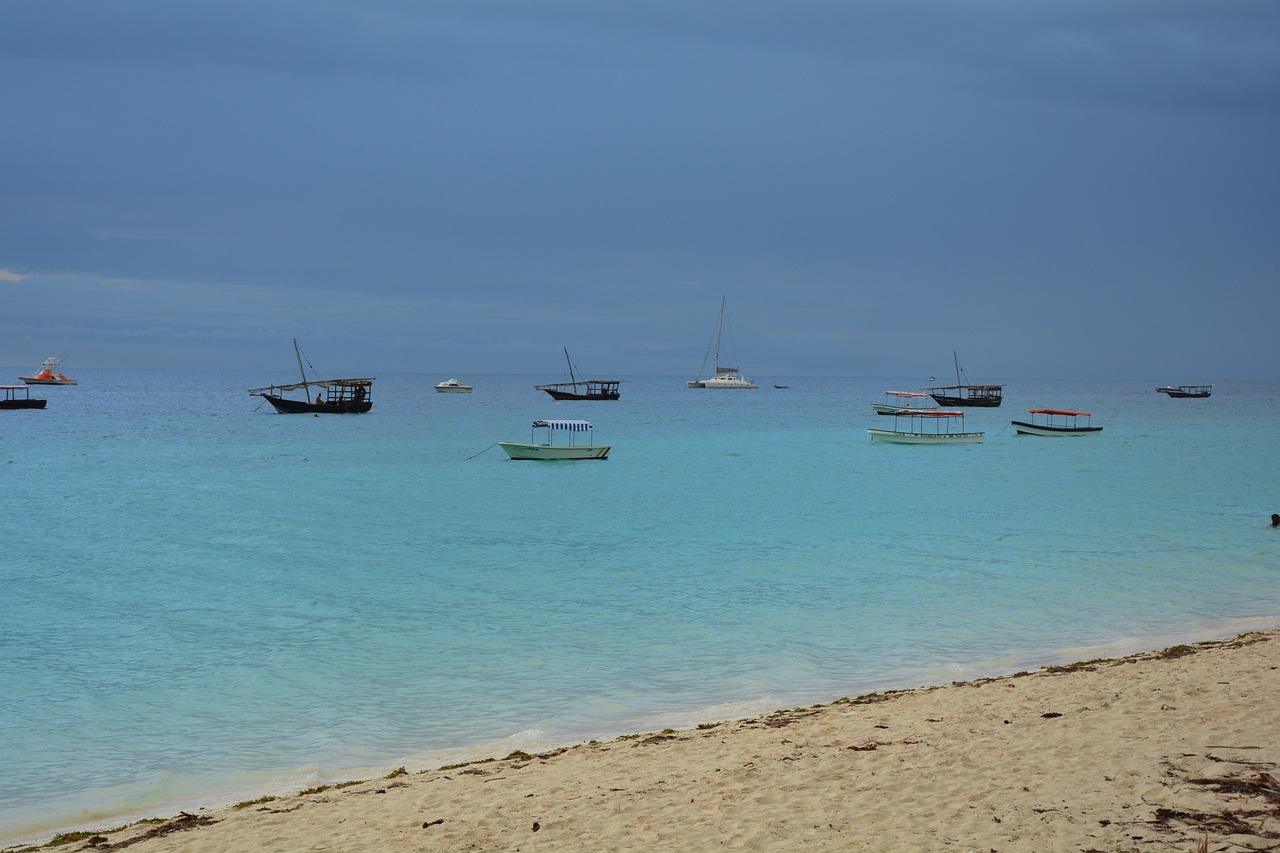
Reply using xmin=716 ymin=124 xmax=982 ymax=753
xmin=249 ymin=339 xmax=373 ymax=414
xmin=688 ymin=297 xmax=757 ymax=389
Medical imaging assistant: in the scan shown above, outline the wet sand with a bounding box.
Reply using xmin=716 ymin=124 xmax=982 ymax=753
xmin=15 ymin=632 xmax=1279 ymax=852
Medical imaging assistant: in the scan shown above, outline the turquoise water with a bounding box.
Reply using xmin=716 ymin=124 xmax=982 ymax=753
xmin=2 ymin=371 xmax=1278 ymax=843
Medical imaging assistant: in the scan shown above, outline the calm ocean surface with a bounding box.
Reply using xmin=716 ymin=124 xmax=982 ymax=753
xmin=2 ymin=370 xmax=1278 ymax=843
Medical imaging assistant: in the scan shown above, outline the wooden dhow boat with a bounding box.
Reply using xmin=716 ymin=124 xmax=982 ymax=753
xmin=536 ymin=348 xmax=620 ymax=401
xmin=249 ymin=339 xmax=373 ymax=414
xmin=925 ymin=352 xmax=1002 ymax=407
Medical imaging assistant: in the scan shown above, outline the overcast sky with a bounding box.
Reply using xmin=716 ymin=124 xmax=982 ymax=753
xmin=3 ymin=1 xmax=1278 ymax=380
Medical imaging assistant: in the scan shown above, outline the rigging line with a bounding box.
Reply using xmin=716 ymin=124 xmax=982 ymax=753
xmin=465 ymin=443 xmax=499 ymax=460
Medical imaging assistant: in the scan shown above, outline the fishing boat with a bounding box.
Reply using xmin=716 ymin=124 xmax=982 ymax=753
xmin=434 ymin=378 xmax=473 ymax=393
xmin=1155 ymin=384 xmax=1212 ymax=398
xmin=20 ymin=357 xmax=77 ymax=385
xmin=871 ymin=390 xmax=938 ymax=416
xmin=688 ymin=297 xmax=757 ymax=389
xmin=1011 ymin=409 xmax=1102 ymax=437
xmin=535 ymin=348 xmax=620 ymax=401
xmin=867 ymin=409 xmax=984 ymax=444
xmin=498 ymin=419 xmax=611 ymax=460
xmin=925 ymin=352 xmax=1002 ymax=407
xmin=248 ymin=339 xmax=373 ymax=414
xmin=1 ymin=385 xmax=47 ymax=410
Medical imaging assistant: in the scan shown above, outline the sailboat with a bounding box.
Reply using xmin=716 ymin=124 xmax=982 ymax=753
xmin=924 ymin=352 xmax=1002 ymax=407
xmin=535 ymin=348 xmax=620 ymax=401
xmin=687 ymin=297 xmax=758 ymax=389
xmin=248 ymin=339 xmax=374 ymax=414
xmin=20 ymin=357 xmax=77 ymax=385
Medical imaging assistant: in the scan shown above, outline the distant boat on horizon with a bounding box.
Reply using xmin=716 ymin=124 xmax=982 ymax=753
xmin=924 ymin=352 xmax=1002 ymax=407
xmin=688 ymin=297 xmax=757 ymax=389
xmin=535 ymin=348 xmax=620 ymax=401
xmin=1156 ymin=384 xmax=1211 ymax=398
xmin=248 ymin=339 xmax=373 ymax=414
xmin=20 ymin=357 xmax=77 ymax=386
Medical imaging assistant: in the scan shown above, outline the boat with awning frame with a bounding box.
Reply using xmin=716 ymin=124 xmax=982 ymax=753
xmin=871 ymin=390 xmax=938 ymax=416
xmin=498 ymin=419 xmax=611 ymax=460
xmin=1155 ymin=384 xmax=1212 ymax=399
xmin=1011 ymin=409 xmax=1102 ymax=437
xmin=2 ymin=384 xmax=47 ymax=410
xmin=867 ymin=409 xmax=984 ymax=444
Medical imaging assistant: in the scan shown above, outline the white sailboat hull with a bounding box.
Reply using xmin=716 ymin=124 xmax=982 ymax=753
xmin=688 ymin=374 xmax=758 ymax=389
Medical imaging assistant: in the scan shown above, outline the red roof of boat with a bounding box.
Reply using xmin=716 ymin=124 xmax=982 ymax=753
xmin=1028 ymin=408 xmax=1089 ymax=416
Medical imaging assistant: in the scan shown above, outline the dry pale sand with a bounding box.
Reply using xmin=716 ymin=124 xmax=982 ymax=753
xmin=20 ymin=632 xmax=1280 ymax=853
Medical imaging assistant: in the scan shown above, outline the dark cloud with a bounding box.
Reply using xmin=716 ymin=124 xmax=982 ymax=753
xmin=2 ymin=1 xmax=1277 ymax=376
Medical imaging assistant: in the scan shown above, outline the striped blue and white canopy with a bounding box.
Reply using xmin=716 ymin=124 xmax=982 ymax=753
xmin=532 ymin=419 xmax=593 ymax=431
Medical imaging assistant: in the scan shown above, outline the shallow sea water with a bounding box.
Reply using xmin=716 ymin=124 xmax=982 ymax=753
xmin=2 ymin=370 xmax=1278 ymax=843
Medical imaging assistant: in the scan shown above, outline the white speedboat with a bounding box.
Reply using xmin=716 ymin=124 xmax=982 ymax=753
xmin=434 ymin=378 xmax=473 ymax=393
xmin=868 ymin=410 xmax=983 ymax=445
xmin=688 ymin=297 xmax=757 ymax=389
xmin=499 ymin=419 xmax=610 ymax=460
xmin=1012 ymin=409 xmax=1102 ymax=436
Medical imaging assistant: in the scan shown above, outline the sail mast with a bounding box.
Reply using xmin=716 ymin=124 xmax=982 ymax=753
xmin=564 ymin=347 xmax=578 ymax=387
xmin=714 ymin=296 xmax=725 ymax=372
xmin=953 ymin=350 xmax=961 ymax=388
xmin=294 ymin=338 xmax=311 ymax=403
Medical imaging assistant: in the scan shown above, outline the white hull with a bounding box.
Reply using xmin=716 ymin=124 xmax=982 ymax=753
xmin=867 ymin=429 xmax=984 ymax=445
xmin=1012 ymin=422 xmax=1102 ymax=437
xmin=688 ymin=374 xmax=757 ymax=389
xmin=435 ymin=386 xmax=472 ymax=393
xmin=497 ymin=442 xmax=610 ymax=460
xmin=21 ymin=378 xmax=77 ymax=385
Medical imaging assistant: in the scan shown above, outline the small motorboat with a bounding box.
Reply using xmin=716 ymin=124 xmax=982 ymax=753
xmin=867 ymin=410 xmax=983 ymax=445
xmin=435 ymin=378 xmax=474 ymax=393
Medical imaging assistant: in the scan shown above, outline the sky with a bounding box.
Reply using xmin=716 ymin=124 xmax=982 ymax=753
xmin=3 ymin=1 xmax=1278 ymax=380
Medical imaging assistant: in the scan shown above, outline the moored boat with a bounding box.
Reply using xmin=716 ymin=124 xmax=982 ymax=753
xmin=1 ymin=385 xmax=47 ymax=410
xmin=20 ymin=357 xmax=77 ymax=385
xmin=498 ymin=419 xmax=611 ymax=460
xmin=1156 ymin=384 xmax=1212 ymax=398
xmin=867 ymin=409 xmax=983 ymax=444
xmin=435 ymin=378 xmax=473 ymax=393
xmin=925 ymin=351 xmax=1002 ymax=407
xmin=248 ymin=339 xmax=373 ymax=414
xmin=1012 ymin=409 xmax=1102 ymax=437
xmin=871 ymin=390 xmax=938 ymax=416
xmin=688 ymin=297 xmax=757 ymax=389
xmin=536 ymin=348 xmax=620 ymax=400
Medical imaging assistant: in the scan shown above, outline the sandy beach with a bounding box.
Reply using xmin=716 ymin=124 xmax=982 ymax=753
xmin=14 ymin=632 xmax=1279 ymax=853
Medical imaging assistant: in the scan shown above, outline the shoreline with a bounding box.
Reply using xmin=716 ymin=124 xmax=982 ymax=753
xmin=8 ymin=630 xmax=1278 ymax=852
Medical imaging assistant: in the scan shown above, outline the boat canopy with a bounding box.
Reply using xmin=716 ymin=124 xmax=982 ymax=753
xmin=532 ymin=419 xmax=593 ymax=431
xmin=1028 ymin=408 xmax=1089 ymax=417
xmin=885 ymin=391 xmax=928 ymax=398
xmin=248 ymin=378 xmax=374 ymax=393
